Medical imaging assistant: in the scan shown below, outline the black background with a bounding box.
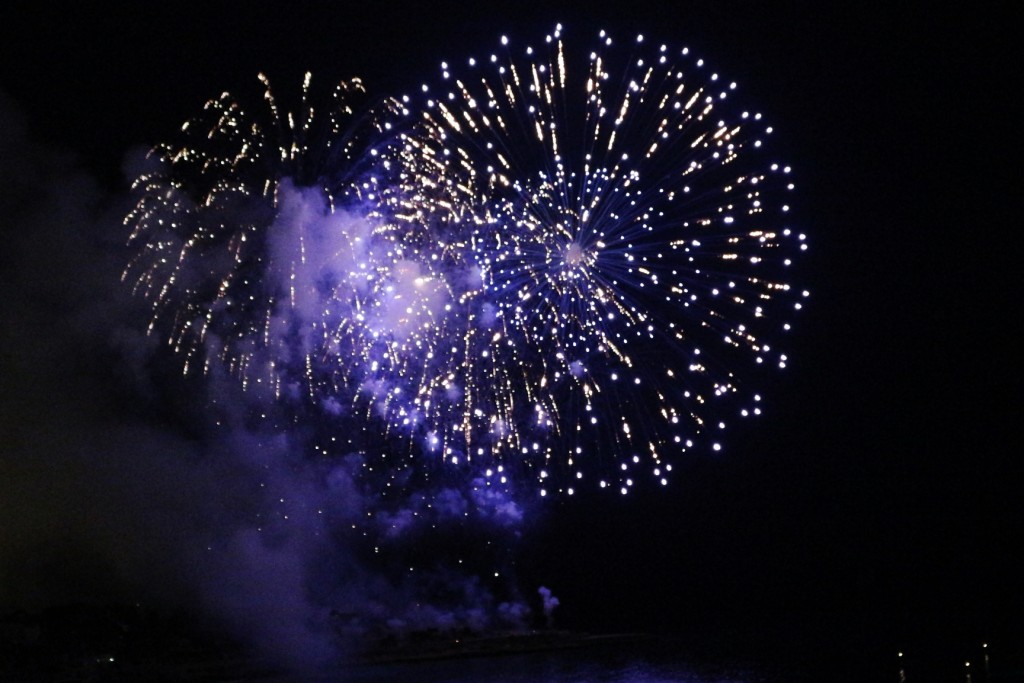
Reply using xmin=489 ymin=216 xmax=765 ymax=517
xmin=1 ymin=1 xmax=1019 ymax=678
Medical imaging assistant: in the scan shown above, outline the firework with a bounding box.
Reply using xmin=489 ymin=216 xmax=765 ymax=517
xmin=125 ymin=26 xmax=808 ymax=497
xmin=123 ymin=74 xmax=433 ymax=403
xmin=385 ymin=25 xmax=808 ymax=494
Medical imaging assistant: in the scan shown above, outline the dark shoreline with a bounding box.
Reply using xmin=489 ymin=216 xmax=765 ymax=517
xmin=357 ymin=630 xmax=651 ymax=665
xmin=4 ymin=604 xmax=1022 ymax=682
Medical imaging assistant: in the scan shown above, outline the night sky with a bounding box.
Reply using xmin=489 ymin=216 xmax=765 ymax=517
xmin=1 ymin=1 xmax=1019 ymax=679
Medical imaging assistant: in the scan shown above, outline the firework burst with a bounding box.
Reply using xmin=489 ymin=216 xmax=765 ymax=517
xmin=383 ymin=25 xmax=809 ymax=494
xmin=123 ymin=74 xmax=431 ymax=403
xmin=125 ymin=26 xmax=808 ymax=497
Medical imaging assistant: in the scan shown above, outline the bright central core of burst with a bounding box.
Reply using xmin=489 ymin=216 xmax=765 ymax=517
xmin=559 ymin=241 xmax=598 ymax=281
xmin=563 ymin=242 xmax=587 ymax=267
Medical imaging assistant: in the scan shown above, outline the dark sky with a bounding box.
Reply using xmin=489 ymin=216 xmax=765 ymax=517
xmin=1 ymin=0 xmax=1019 ymax=676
